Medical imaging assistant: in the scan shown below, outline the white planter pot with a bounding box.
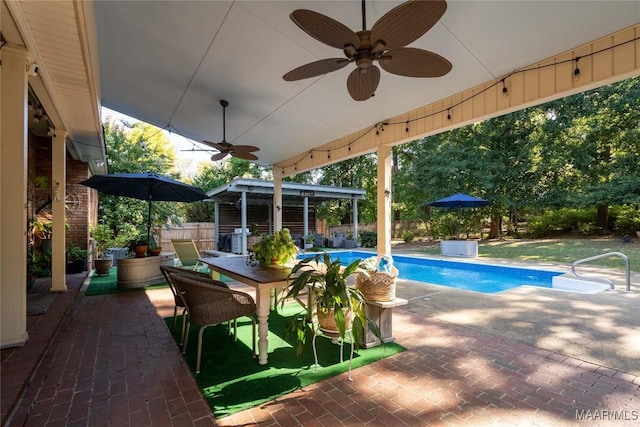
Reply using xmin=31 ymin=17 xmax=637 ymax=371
xmin=440 ymin=240 xmax=478 ymax=258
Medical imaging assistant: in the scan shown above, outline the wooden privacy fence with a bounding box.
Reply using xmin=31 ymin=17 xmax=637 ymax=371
xmin=157 ymin=223 xmax=216 ymax=253
xmin=157 ymin=220 xmax=427 ymax=253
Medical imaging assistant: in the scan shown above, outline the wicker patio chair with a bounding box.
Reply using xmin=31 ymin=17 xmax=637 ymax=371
xmin=170 ymin=273 xmax=256 ymax=373
xmin=160 ymin=265 xmax=229 ymax=342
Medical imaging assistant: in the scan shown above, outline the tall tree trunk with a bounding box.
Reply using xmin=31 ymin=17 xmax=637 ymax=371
xmin=488 ymin=215 xmax=501 ymax=239
xmin=596 ymin=205 xmax=609 ymax=234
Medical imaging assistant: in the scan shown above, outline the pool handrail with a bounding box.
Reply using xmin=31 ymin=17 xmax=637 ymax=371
xmin=571 ymin=252 xmax=630 ymax=292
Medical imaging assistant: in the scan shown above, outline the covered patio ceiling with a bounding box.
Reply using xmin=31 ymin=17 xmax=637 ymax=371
xmin=4 ymin=1 xmax=639 ymax=174
xmin=90 ymin=1 xmax=639 ymax=171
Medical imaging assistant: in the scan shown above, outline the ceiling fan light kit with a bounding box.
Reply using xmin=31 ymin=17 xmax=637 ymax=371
xmin=283 ymin=0 xmax=452 ymax=101
xmin=202 ymin=100 xmax=260 ymax=161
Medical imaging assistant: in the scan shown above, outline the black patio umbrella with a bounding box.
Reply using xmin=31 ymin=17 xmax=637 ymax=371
xmin=80 ymin=172 xmax=209 ymax=243
xmin=427 ymin=193 xmax=491 ymax=238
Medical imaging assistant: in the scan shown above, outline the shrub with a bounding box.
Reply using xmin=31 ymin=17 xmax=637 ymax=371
xmin=359 ymin=231 xmax=377 ymax=248
xmin=402 ymin=230 xmax=415 ymax=242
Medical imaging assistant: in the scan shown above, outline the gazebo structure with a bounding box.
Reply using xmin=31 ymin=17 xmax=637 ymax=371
xmin=206 ymin=178 xmax=365 ymax=255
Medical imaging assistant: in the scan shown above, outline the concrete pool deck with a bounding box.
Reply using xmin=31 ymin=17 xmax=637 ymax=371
xmin=389 ymin=248 xmax=640 ymax=377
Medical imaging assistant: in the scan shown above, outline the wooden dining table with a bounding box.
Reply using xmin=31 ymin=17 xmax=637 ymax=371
xmin=197 ymin=256 xmax=293 ymax=365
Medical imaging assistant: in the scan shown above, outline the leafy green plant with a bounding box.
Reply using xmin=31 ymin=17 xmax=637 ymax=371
xmin=91 ymin=224 xmax=117 ymax=258
xmin=66 ymin=244 xmax=90 ymax=262
xmin=402 ymin=230 xmax=415 ymax=243
xmin=283 ymin=253 xmax=380 ymax=355
xmin=359 ymin=231 xmax=377 ymax=248
xmin=305 ymin=234 xmax=316 ymax=244
xmin=252 ymin=228 xmax=299 ymax=266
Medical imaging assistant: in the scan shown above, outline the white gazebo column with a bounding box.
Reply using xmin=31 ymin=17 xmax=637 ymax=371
xmin=352 ymin=197 xmax=359 ymax=241
xmin=303 ymin=196 xmax=309 ymax=239
xmin=241 ymin=191 xmax=248 ymax=255
xmin=213 ymin=201 xmax=219 ymax=251
xmin=377 ymin=145 xmax=392 ymax=257
xmin=51 ymin=130 xmax=67 ymax=292
xmin=273 ymin=169 xmax=283 ymax=232
xmin=1 ymin=45 xmax=29 ymax=347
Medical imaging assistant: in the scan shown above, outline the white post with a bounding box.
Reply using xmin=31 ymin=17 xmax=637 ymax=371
xmin=353 ymin=197 xmax=359 ymax=241
xmin=0 ymin=45 xmax=29 ymax=347
xmin=273 ymin=169 xmax=283 ymax=232
xmin=377 ymin=145 xmax=392 ymax=257
xmin=303 ymin=196 xmax=309 ymax=241
xmin=51 ymin=130 xmax=67 ymax=292
xmin=214 ymin=201 xmax=219 ymax=251
xmin=241 ymin=191 xmax=248 ymax=255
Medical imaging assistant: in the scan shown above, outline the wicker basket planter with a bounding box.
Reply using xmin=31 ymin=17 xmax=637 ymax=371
xmin=317 ymin=306 xmax=354 ymax=333
xmin=355 ymin=266 xmax=399 ymax=302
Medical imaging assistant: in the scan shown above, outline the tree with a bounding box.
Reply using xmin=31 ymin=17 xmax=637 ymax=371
xmin=185 ymin=157 xmax=270 ymax=222
xmin=100 ymin=118 xmax=182 ymax=239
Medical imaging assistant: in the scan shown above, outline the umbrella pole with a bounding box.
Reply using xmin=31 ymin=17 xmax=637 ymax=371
xmin=147 ymin=200 xmax=152 ymax=246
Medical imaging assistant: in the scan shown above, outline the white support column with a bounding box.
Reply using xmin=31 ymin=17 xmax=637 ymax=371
xmin=214 ymin=201 xmax=219 ymax=251
xmin=353 ymin=198 xmax=359 ymax=241
xmin=241 ymin=191 xmax=248 ymax=255
xmin=303 ymin=197 xmax=309 ymax=239
xmin=51 ymin=130 xmax=67 ymax=292
xmin=1 ymin=45 xmax=29 ymax=348
xmin=273 ymin=169 xmax=283 ymax=232
xmin=377 ymin=145 xmax=392 ymax=257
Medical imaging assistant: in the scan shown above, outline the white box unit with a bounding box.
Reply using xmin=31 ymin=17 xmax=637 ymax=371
xmin=440 ymin=240 xmax=478 ymax=257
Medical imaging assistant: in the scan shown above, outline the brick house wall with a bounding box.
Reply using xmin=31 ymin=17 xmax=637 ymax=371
xmin=28 ymin=134 xmax=95 ymax=253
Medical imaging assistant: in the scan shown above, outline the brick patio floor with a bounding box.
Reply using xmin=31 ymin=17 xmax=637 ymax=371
xmin=2 ymin=274 xmax=639 ymax=426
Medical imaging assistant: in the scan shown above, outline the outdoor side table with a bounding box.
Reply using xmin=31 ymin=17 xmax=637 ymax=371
xmin=362 ymin=298 xmax=408 ymax=348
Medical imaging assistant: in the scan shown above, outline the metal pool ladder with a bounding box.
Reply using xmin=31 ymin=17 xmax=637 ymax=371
xmin=571 ymin=252 xmax=631 ymax=292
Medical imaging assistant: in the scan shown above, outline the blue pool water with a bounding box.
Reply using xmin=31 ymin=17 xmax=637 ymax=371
xmin=300 ymin=251 xmax=563 ymax=294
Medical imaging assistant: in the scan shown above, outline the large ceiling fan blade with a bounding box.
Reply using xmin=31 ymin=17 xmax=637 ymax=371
xmin=290 ymin=9 xmax=360 ymax=50
xmin=210 ymin=152 xmax=228 ymax=161
xmin=379 ymin=47 xmax=452 ymax=77
xmin=371 ymin=0 xmax=447 ymax=52
xmin=347 ymin=66 xmax=380 ymax=101
xmin=283 ymin=58 xmax=350 ymax=81
xmin=232 ymin=151 xmax=259 ymax=161
xmin=232 ymin=145 xmax=260 ymax=153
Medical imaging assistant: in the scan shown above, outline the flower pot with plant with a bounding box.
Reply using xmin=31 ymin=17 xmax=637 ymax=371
xmin=247 ymin=223 xmax=262 ymax=250
xmin=282 ymin=252 xmax=380 ymax=355
xmin=252 ymin=228 xmax=299 ymax=266
xmin=91 ymin=224 xmax=116 ymax=275
xmin=66 ymin=244 xmax=90 ymax=274
xmin=304 ymin=233 xmax=315 ymax=250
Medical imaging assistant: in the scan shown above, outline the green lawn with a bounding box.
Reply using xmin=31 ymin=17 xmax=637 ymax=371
xmin=415 ymin=238 xmax=640 ymax=271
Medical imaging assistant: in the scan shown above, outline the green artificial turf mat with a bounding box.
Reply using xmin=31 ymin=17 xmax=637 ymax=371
xmin=166 ymin=303 xmax=405 ymax=418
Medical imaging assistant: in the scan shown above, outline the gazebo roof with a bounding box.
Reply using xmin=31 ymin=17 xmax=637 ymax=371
xmin=206 ymin=178 xmax=365 ymax=206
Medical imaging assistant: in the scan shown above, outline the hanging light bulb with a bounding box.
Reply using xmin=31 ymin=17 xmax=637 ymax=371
xmin=501 ymin=78 xmax=509 ymax=97
xmin=573 ymin=57 xmax=581 ymax=81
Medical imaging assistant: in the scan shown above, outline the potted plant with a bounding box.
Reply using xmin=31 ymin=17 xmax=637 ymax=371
xmin=91 ymin=224 xmax=116 ymax=275
xmin=66 ymin=244 xmax=90 ymax=274
xmin=247 ymin=223 xmax=262 ymax=250
xmin=134 ymin=238 xmax=149 ymax=258
xmin=252 ymin=228 xmax=299 ymax=266
xmin=283 ymin=252 xmax=380 ymax=355
xmin=304 ymin=233 xmax=315 ymax=250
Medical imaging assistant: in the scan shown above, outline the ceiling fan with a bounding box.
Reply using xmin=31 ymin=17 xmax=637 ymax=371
xmin=202 ymin=100 xmax=259 ymax=161
xmin=283 ymin=0 xmax=452 ymax=101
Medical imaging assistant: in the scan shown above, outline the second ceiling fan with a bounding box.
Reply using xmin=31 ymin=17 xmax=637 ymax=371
xmin=283 ymin=0 xmax=452 ymax=101
xmin=203 ymin=100 xmax=259 ymax=161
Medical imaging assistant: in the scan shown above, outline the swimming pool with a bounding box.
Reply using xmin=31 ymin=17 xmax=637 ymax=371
xmin=301 ymin=250 xmax=563 ymax=294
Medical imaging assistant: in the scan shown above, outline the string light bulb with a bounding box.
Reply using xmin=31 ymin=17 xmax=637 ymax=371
xmin=406 ymin=121 xmax=409 ymax=133
xmin=447 ymin=109 xmax=451 ymax=121
xmin=573 ymin=57 xmax=581 ymax=81
xmin=501 ymin=78 xmax=508 ymax=97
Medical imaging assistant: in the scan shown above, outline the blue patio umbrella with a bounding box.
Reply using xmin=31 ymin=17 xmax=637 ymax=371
xmin=427 ymin=193 xmax=491 ymax=238
xmin=80 ymin=172 xmax=209 ymax=243
xmin=427 ymin=193 xmax=491 ymax=208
